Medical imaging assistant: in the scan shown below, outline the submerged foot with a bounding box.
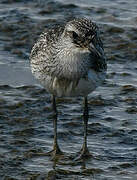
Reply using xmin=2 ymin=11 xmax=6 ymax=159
xmin=74 ymin=145 xmax=92 ymax=161
xmin=45 ymin=144 xmax=64 ymax=160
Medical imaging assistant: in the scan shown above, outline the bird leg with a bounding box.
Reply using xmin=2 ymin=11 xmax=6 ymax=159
xmin=75 ymin=97 xmax=91 ymax=160
xmin=52 ymin=95 xmax=62 ymax=155
xmin=82 ymin=97 xmax=90 ymax=154
xmin=45 ymin=95 xmax=63 ymax=159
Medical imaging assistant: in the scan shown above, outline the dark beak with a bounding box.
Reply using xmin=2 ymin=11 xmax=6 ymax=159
xmin=89 ymin=42 xmax=104 ymax=58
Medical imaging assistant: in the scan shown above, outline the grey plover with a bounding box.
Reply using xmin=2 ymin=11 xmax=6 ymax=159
xmin=30 ymin=18 xmax=107 ymax=159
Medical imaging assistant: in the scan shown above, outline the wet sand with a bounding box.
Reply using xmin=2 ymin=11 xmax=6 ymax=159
xmin=0 ymin=0 xmax=137 ymax=179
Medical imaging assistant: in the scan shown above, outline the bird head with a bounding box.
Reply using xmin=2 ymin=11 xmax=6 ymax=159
xmin=62 ymin=18 xmax=104 ymax=60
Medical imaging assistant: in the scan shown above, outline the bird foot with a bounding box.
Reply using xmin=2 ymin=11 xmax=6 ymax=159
xmin=74 ymin=146 xmax=92 ymax=161
xmin=45 ymin=145 xmax=64 ymax=160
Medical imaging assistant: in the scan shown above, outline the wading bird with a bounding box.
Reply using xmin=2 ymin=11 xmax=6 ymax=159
xmin=30 ymin=18 xmax=107 ymax=159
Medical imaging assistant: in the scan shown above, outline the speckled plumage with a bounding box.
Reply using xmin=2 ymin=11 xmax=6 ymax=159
xmin=30 ymin=18 xmax=107 ymax=97
xmin=30 ymin=18 xmax=107 ymax=158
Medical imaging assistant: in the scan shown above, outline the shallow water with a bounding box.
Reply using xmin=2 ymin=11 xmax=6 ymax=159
xmin=0 ymin=0 xmax=137 ymax=179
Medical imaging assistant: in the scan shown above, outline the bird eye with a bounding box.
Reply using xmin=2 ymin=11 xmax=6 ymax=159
xmin=72 ymin=31 xmax=79 ymax=39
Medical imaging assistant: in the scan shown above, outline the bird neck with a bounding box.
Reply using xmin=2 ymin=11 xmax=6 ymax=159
xmin=53 ymin=40 xmax=91 ymax=80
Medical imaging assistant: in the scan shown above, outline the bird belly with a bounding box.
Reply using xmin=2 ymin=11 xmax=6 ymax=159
xmin=73 ymin=69 xmax=106 ymax=97
xmin=40 ymin=69 xmax=106 ymax=97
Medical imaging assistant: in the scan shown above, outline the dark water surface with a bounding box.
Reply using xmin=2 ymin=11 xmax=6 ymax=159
xmin=0 ymin=0 xmax=137 ymax=179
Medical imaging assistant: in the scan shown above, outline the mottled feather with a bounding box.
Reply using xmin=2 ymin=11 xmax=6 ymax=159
xmin=30 ymin=18 xmax=107 ymax=97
